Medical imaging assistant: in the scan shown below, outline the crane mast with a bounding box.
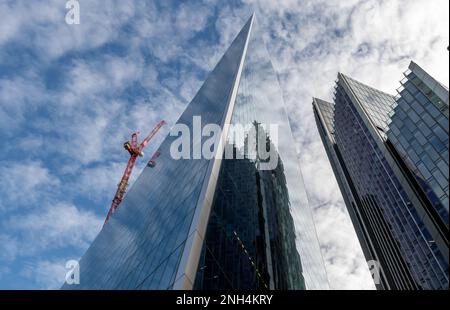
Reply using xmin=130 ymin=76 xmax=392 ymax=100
xmin=104 ymin=120 xmax=166 ymax=225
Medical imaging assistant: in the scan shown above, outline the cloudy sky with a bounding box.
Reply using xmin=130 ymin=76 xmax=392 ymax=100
xmin=0 ymin=0 xmax=448 ymax=289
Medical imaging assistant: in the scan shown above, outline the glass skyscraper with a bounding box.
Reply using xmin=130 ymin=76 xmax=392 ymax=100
xmin=313 ymin=63 xmax=449 ymax=290
xmin=62 ymin=14 xmax=329 ymax=290
xmin=386 ymin=61 xmax=448 ymax=226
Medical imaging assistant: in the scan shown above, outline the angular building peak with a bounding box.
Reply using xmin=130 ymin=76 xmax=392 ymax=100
xmin=337 ymin=73 xmax=396 ymax=134
xmin=312 ymin=98 xmax=335 ymax=141
xmin=408 ymin=61 xmax=449 ymax=105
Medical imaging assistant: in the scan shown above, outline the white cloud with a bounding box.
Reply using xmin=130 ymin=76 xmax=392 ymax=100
xmin=314 ymin=202 xmax=376 ymax=289
xmin=61 ymin=55 xmax=144 ymax=107
xmin=20 ymin=259 xmax=67 ymax=289
xmin=0 ymin=2 xmax=22 ymax=45
xmin=176 ymin=2 xmax=213 ymax=34
xmin=73 ymin=162 xmax=125 ymax=204
xmin=0 ymin=0 xmax=137 ymax=60
xmin=3 ymin=202 xmax=102 ymax=258
xmin=0 ymin=161 xmax=60 ymax=211
xmin=0 ymin=72 xmax=48 ymax=131
xmin=0 ymin=234 xmax=19 ymax=262
xmin=301 ymin=141 xmax=343 ymax=205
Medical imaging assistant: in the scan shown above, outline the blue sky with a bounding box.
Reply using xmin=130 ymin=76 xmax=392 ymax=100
xmin=0 ymin=0 xmax=448 ymax=289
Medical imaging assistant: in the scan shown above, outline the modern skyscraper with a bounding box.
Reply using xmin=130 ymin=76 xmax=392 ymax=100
xmin=386 ymin=62 xmax=449 ymax=226
xmin=62 ymin=14 xmax=329 ymax=290
xmin=313 ymin=63 xmax=449 ymax=290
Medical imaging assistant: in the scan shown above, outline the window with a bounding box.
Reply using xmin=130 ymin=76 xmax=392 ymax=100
xmin=422 ymin=154 xmax=435 ymax=171
xmin=423 ymin=113 xmax=434 ymax=128
xmin=429 ymin=179 xmax=445 ymax=198
xmin=417 ymin=162 xmax=432 ymax=180
xmin=398 ymin=135 xmax=408 ymax=149
xmin=436 ymin=160 xmax=448 ymax=178
xmin=402 ymin=90 xmax=414 ymax=103
xmin=411 ymin=100 xmax=424 ymax=115
xmin=408 ymin=109 xmax=420 ymax=123
xmin=437 ymin=115 xmax=449 ymax=131
xmin=405 ymin=82 xmax=419 ymax=96
xmin=407 ymin=148 xmax=420 ymax=163
xmin=427 ymin=103 xmax=441 ymax=119
xmin=414 ymin=130 xmax=427 ymax=146
xmin=404 ymin=118 xmax=416 ymax=133
xmin=434 ymin=169 xmax=447 ymax=189
xmin=418 ymin=121 xmax=432 ymax=138
xmin=390 ymin=123 xmax=400 ymax=136
xmin=433 ymin=125 xmax=448 ymax=143
xmin=424 ymin=144 xmax=439 ymax=162
xmin=416 ymin=92 xmax=429 ymax=106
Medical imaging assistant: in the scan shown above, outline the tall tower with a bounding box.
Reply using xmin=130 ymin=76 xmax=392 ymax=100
xmin=313 ymin=63 xmax=449 ymax=290
xmin=62 ymin=14 xmax=329 ymax=290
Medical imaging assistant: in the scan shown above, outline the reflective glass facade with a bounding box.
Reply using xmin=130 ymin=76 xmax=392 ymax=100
xmin=386 ymin=62 xmax=449 ymax=226
xmin=314 ymin=67 xmax=449 ymax=290
xmin=313 ymin=98 xmax=380 ymax=288
xmin=63 ymin=15 xmax=328 ymax=290
xmin=193 ymin=17 xmax=328 ymax=289
xmin=194 ymin=140 xmax=305 ymax=289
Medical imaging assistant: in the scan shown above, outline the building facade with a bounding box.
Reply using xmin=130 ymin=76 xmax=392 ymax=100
xmin=313 ymin=63 xmax=449 ymax=290
xmin=386 ymin=62 xmax=448 ymax=227
xmin=62 ymin=14 xmax=329 ymax=290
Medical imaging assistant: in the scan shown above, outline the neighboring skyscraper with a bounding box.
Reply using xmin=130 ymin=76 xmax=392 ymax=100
xmin=386 ymin=61 xmax=449 ymax=226
xmin=62 ymin=14 xmax=329 ymax=290
xmin=313 ymin=63 xmax=449 ymax=290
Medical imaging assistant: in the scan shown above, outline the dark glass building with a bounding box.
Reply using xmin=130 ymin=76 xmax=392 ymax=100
xmin=62 ymin=14 xmax=329 ymax=290
xmin=386 ymin=61 xmax=449 ymax=226
xmin=313 ymin=63 xmax=449 ymax=290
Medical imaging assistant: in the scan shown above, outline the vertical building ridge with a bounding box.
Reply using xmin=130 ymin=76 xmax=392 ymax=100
xmin=172 ymin=13 xmax=255 ymax=289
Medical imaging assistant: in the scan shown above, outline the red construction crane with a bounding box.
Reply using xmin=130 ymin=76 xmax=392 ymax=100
xmin=104 ymin=120 xmax=166 ymax=225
